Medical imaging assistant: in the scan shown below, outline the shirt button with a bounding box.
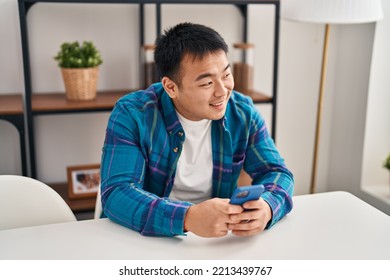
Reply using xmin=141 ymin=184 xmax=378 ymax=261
xmin=178 ymin=132 xmax=183 ymax=137
xmin=173 ymin=147 xmax=179 ymax=153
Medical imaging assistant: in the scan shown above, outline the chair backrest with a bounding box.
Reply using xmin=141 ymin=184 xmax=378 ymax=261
xmin=94 ymin=184 xmax=102 ymax=219
xmin=0 ymin=175 xmax=77 ymax=230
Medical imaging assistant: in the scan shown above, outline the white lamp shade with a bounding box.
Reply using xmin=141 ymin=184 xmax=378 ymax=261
xmin=282 ymin=0 xmax=383 ymax=24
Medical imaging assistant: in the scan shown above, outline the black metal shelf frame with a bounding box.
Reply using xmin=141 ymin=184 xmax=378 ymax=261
xmin=17 ymin=0 xmax=280 ymax=178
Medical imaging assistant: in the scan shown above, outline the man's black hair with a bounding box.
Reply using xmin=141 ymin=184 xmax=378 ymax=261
xmin=154 ymin=22 xmax=229 ymax=85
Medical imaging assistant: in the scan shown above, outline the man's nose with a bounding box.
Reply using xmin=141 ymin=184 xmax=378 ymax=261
xmin=214 ymin=80 xmax=227 ymax=97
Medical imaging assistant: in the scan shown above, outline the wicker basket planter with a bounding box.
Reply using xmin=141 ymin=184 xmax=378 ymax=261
xmin=61 ymin=67 xmax=99 ymax=101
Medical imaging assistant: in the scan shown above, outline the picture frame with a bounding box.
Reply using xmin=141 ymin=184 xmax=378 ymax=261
xmin=67 ymin=164 xmax=100 ymax=199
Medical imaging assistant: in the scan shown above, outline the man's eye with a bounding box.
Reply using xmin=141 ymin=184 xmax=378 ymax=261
xmin=223 ymin=73 xmax=231 ymax=79
xmin=200 ymin=81 xmax=212 ymax=87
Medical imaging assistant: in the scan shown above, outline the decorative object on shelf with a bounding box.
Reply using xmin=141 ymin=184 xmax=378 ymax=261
xmin=54 ymin=41 xmax=103 ymax=101
xmin=232 ymin=42 xmax=254 ymax=94
xmin=67 ymin=164 xmax=100 ymax=200
xmin=143 ymin=44 xmax=159 ymax=88
xmin=282 ymin=0 xmax=383 ymax=194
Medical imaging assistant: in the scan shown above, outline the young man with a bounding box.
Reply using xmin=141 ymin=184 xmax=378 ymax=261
xmin=100 ymin=22 xmax=293 ymax=238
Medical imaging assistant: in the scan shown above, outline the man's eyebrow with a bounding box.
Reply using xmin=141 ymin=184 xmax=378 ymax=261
xmin=195 ymin=64 xmax=231 ymax=82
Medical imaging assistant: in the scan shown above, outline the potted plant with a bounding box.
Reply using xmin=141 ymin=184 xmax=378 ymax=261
xmin=384 ymin=154 xmax=390 ymax=170
xmin=54 ymin=41 xmax=103 ymax=101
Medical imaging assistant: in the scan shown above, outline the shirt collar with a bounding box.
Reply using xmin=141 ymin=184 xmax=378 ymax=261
xmin=156 ymin=83 xmax=183 ymax=136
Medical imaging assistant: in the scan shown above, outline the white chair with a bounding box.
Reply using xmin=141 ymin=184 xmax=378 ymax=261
xmin=94 ymin=184 xmax=103 ymax=219
xmin=0 ymin=175 xmax=77 ymax=230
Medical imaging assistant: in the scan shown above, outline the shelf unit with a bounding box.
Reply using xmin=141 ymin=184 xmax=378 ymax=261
xmin=17 ymin=0 xmax=280 ymax=212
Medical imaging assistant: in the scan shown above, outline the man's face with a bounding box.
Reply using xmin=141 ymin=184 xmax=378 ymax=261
xmin=163 ymin=50 xmax=234 ymax=121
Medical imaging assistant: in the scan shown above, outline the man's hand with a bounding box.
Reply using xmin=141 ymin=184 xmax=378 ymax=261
xmin=228 ymin=198 xmax=272 ymax=236
xmin=184 ymin=198 xmax=243 ymax=238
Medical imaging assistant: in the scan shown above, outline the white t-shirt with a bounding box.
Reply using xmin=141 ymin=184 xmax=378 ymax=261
xmin=169 ymin=111 xmax=213 ymax=204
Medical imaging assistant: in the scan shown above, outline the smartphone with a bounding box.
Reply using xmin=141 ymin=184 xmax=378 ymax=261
xmin=229 ymin=184 xmax=265 ymax=205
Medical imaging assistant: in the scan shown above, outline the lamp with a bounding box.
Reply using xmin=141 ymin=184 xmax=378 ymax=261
xmin=282 ymin=0 xmax=383 ymax=194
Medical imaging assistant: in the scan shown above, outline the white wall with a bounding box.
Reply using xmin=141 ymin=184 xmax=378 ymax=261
xmin=278 ymin=20 xmax=335 ymax=195
xmin=360 ymin=0 xmax=390 ymax=214
xmin=0 ymin=0 xmax=384 ymax=203
xmin=327 ymin=24 xmax=375 ymax=192
xmin=361 ymin=0 xmax=390 ymax=187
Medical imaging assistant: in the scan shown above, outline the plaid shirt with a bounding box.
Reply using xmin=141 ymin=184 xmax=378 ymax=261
xmin=100 ymin=83 xmax=294 ymax=237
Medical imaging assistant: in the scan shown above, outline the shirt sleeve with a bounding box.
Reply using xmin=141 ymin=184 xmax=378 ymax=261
xmin=100 ymin=102 xmax=192 ymax=237
xmin=244 ymin=107 xmax=294 ymax=228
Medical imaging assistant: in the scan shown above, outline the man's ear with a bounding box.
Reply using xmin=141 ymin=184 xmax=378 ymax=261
xmin=162 ymin=76 xmax=178 ymax=99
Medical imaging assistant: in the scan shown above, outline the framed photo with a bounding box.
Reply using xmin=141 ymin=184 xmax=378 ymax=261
xmin=67 ymin=164 xmax=100 ymax=199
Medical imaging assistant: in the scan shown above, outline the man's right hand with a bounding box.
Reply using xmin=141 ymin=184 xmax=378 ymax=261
xmin=184 ymin=198 xmax=244 ymax=237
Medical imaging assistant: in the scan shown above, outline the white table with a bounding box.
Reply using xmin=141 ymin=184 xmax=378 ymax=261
xmin=1 ymin=191 xmax=389 ymax=259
